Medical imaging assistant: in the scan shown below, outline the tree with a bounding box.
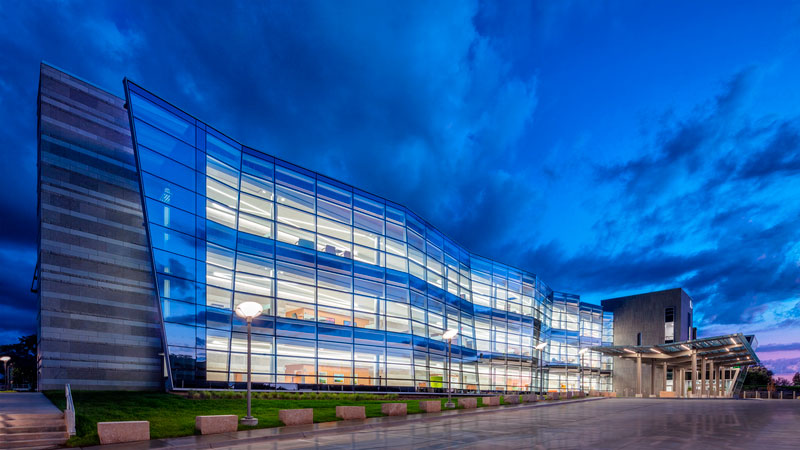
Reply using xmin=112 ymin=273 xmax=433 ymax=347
xmin=793 ymin=372 xmax=800 ymax=386
xmin=0 ymin=334 xmax=37 ymax=388
xmin=743 ymin=365 xmax=773 ymax=387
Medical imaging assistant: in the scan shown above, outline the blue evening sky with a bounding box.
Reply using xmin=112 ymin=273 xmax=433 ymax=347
xmin=1 ymin=0 xmax=798 ymax=377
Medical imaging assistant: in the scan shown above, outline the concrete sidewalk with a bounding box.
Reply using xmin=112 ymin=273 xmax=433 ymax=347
xmin=78 ymin=397 xmax=605 ymax=449
xmin=0 ymin=392 xmax=69 ymax=449
xmin=0 ymin=392 xmax=63 ymax=416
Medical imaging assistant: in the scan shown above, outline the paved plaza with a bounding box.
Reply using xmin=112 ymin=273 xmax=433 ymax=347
xmin=217 ymin=399 xmax=798 ymax=450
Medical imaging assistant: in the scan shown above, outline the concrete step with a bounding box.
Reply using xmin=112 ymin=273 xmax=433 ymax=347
xmin=0 ymin=436 xmax=68 ymax=449
xmin=0 ymin=419 xmax=66 ymax=428
xmin=7 ymin=447 xmax=64 ymax=450
xmin=0 ymin=423 xmax=67 ymax=433
xmin=0 ymin=413 xmax=64 ymax=421
xmin=9 ymin=447 xmax=65 ymax=450
xmin=0 ymin=430 xmax=69 ymax=442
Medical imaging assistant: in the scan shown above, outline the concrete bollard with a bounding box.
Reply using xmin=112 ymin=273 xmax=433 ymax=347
xmin=419 ymin=400 xmax=442 ymax=413
xmin=481 ymin=396 xmax=500 ymax=406
xmin=458 ymin=398 xmax=477 ymax=409
xmin=381 ymin=403 xmax=407 ymax=416
xmin=97 ymin=421 xmax=150 ymax=445
xmin=195 ymin=415 xmax=238 ymax=434
xmin=336 ymin=406 xmax=366 ymax=420
xmin=504 ymin=395 xmax=520 ymax=404
xmin=279 ymin=409 xmax=313 ymax=426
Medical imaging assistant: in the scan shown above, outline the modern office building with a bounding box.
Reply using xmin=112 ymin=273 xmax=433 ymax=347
xmin=600 ymin=288 xmax=693 ymax=397
xmin=34 ymin=64 xmax=755 ymax=395
xmin=597 ymin=288 xmax=758 ymax=397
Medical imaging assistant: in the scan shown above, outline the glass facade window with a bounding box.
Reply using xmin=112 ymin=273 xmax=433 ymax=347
xmin=665 ymin=307 xmax=675 ymax=343
xmin=547 ymin=293 xmax=611 ymax=392
xmin=126 ymin=81 xmax=611 ymax=393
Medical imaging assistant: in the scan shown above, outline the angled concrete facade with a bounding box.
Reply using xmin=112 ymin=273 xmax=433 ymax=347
xmin=36 ymin=63 xmax=163 ymax=390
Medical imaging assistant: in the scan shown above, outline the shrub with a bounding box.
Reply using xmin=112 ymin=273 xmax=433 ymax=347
xmin=186 ymin=390 xmax=402 ymax=401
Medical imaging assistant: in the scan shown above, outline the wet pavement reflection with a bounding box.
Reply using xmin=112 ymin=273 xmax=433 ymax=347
xmin=219 ymin=399 xmax=799 ymax=449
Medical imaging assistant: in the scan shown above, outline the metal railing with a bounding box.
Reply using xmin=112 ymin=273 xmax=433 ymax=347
xmin=731 ymin=367 xmax=747 ymax=397
xmin=65 ymin=384 xmax=76 ymax=435
xmin=743 ymin=390 xmax=799 ymax=400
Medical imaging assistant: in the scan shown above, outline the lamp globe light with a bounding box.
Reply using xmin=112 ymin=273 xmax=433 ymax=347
xmin=442 ymin=329 xmax=458 ymax=340
xmin=235 ymin=301 xmax=263 ymax=320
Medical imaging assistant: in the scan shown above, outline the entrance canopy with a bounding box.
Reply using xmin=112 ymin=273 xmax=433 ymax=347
xmin=591 ymin=333 xmax=760 ymax=368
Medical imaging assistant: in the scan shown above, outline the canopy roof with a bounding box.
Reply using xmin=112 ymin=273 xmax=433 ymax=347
xmin=592 ymin=333 xmax=759 ymax=368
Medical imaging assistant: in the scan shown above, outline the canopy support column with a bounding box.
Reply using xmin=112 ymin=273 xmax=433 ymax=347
xmin=690 ymin=350 xmax=697 ymax=397
xmin=636 ymin=353 xmax=642 ymax=397
xmin=649 ymin=361 xmax=655 ymax=397
xmin=701 ymin=358 xmax=707 ymax=397
xmin=709 ymin=360 xmax=715 ymax=396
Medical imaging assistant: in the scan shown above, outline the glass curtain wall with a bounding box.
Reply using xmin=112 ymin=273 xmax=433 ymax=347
xmin=124 ymin=80 xmax=603 ymax=392
xmin=578 ymin=303 xmax=604 ymax=392
xmin=547 ymin=293 xmax=607 ymax=392
xmin=600 ymin=311 xmax=614 ymax=391
xmin=549 ymin=293 xmax=579 ymax=391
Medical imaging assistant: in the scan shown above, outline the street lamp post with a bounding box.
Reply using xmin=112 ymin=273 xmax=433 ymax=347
xmin=535 ymin=342 xmax=547 ymax=399
xmin=0 ymin=356 xmax=10 ymax=391
xmin=443 ymin=329 xmax=458 ymax=409
xmin=578 ymin=348 xmax=589 ymax=394
xmin=235 ymin=301 xmax=263 ymax=426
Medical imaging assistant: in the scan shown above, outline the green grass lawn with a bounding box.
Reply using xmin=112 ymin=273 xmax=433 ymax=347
xmin=44 ymin=391 xmax=508 ymax=447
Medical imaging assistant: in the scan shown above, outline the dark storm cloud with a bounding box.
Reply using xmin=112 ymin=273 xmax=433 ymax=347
xmin=504 ymin=67 xmax=800 ymax=329
xmin=105 ymin=0 xmax=540 ymax=252
xmin=569 ymin=69 xmax=800 ymax=327
xmin=0 ymin=0 xmax=798 ymax=362
xmin=756 ymin=342 xmax=800 ymax=353
xmin=0 ymin=0 xmax=542 ymax=342
xmin=759 ymin=357 xmax=800 ymax=378
xmin=0 ymin=244 xmax=37 ymax=340
xmin=736 ymin=121 xmax=800 ymax=180
xmin=510 ymin=241 xmax=716 ymax=294
xmin=593 ymin=69 xmax=754 ymax=201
